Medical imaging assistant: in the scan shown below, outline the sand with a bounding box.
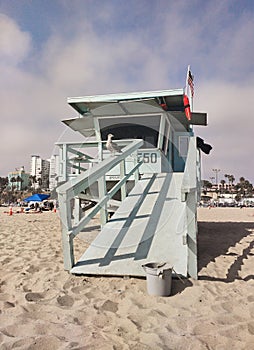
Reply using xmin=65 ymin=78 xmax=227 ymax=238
xmin=1 ymin=206 xmax=254 ymax=349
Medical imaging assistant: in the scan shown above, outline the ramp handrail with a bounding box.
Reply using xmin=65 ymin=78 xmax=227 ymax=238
xmin=57 ymin=139 xmax=143 ymax=270
xmin=56 ymin=140 xmax=136 ymax=183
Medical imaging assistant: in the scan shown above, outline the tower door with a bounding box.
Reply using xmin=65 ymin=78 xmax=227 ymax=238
xmin=172 ymin=132 xmax=189 ymax=172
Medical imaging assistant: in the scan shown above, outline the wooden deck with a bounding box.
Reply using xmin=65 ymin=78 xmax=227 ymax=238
xmin=71 ymin=173 xmax=188 ymax=277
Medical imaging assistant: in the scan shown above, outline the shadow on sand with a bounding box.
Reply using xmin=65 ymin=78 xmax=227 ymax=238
xmin=198 ymin=221 xmax=254 ymax=283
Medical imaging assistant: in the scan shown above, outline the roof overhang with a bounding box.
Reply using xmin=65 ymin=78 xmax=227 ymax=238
xmin=63 ymin=88 xmax=207 ymax=135
xmin=67 ymin=88 xmax=185 ymax=115
xmin=169 ymin=111 xmax=207 ymax=126
xmin=62 ymin=117 xmax=96 ymax=137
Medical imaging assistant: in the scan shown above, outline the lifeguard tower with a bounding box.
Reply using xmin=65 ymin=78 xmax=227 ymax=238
xmin=56 ymin=70 xmax=208 ymax=279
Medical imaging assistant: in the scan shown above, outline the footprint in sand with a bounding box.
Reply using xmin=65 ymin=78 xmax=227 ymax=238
xmin=57 ymin=294 xmax=74 ymax=307
xmin=4 ymin=301 xmax=15 ymax=308
xmin=247 ymin=321 xmax=254 ymax=335
xmin=26 ymin=265 xmax=40 ymax=273
xmin=71 ymin=285 xmax=86 ymax=294
xmin=215 ymin=314 xmax=244 ymax=325
xmin=84 ymin=291 xmax=96 ymax=300
xmin=100 ymin=300 xmax=118 ymax=313
xmin=211 ymin=301 xmax=232 ymax=313
xmin=127 ymin=316 xmax=142 ymax=331
xmin=25 ymin=335 xmax=62 ymax=349
xmin=247 ymin=295 xmax=254 ymax=302
xmin=2 ymin=257 xmax=11 ymax=265
xmin=25 ymin=292 xmax=44 ymax=302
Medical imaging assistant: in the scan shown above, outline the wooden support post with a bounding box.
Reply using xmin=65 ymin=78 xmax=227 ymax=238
xmin=158 ymin=114 xmax=166 ymax=149
xmin=62 ymin=143 xmax=68 ymax=182
xmin=94 ymin=118 xmax=103 ymax=161
xmin=120 ymin=160 xmax=126 ymax=201
xmin=183 ymin=137 xmax=198 ymax=279
xmin=186 ymin=191 xmax=198 ymax=279
xmin=133 ymin=151 xmax=139 ymax=184
xmin=58 ymin=193 xmax=74 ymax=271
xmin=98 ymin=175 xmax=107 ymax=227
xmin=73 ymin=196 xmax=81 ymax=226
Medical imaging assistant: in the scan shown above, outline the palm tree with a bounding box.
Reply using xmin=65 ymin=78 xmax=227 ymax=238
xmin=224 ymin=174 xmax=235 ymax=193
xmin=244 ymin=179 xmax=253 ymax=197
xmin=202 ymin=180 xmax=213 ymax=194
xmin=220 ymin=179 xmax=226 ymax=194
xmin=239 ymin=177 xmax=245 ymax=184
xmin=224 ymin=174 xmax=229 ymax=192
xmin=234 ymin=177 xmax=253 ymax=199
xmin=228 ymin=175 xmax=235 ymax=193
xmin=0 ymin=176 xmax=8 ymax=188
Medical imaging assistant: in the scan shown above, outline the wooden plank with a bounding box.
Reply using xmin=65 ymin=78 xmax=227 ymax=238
xmin=98 ymin=175 xmax=107 ymax=226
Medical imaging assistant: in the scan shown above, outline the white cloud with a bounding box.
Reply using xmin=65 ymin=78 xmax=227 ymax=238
xmin=0 ymin=3 xmax=254 ymax=184
xmin=195 ymin=80 xmax=254 ymax=183
xmin=0 ymin=14 xmax=31 ymax=64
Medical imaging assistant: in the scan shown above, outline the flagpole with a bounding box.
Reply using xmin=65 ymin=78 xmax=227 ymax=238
xmin=187 ymin=65 xmax=194 ymax=112
xmin=190 ymin=71 xmax=193 ymax=112
xmin=185 ymin=65 xmax=190 ymax=95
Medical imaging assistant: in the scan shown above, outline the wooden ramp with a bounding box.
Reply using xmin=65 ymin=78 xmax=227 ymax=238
xmin=71 ymin=173 xmax=188 ymax=277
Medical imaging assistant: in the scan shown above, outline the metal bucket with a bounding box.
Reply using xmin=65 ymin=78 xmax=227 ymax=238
xmin=142 ymin=262 xmax=172 ymax=297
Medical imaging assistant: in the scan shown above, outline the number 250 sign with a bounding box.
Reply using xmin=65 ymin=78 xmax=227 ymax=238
xmin=138 ymin=152 xmax=158 ymax=163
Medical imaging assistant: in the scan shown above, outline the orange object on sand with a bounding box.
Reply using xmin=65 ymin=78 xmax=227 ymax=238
xmin=9 ymin=207 xmax=13 ymax=216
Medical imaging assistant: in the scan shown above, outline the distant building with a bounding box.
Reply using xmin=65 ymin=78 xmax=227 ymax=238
xmin=49 ymin=154 xmax=60 ymax=191
xmin=8 ymin=166 xmax=30 ymax=190
xmin=30 ymin=155 xmax=50 ymax=189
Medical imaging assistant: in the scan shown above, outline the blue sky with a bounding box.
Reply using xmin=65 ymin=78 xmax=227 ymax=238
xmin=1 ymin=0 xmax=254 ymax=183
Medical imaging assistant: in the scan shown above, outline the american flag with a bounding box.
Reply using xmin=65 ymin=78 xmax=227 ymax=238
xmin=188 ymin=71 xmax=194 ymax=97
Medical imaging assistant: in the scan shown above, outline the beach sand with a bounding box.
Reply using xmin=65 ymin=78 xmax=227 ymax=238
xmin=1 ymin=207 xmax=254 ymax=349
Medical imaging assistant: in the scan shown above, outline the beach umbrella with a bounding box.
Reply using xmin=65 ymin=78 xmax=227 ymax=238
xmin=23 ymin=193 xmax=50 ymax=202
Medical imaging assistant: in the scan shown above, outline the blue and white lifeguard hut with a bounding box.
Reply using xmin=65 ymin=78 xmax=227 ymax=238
xmin=56 ymin=69 xmax=208 ymax=279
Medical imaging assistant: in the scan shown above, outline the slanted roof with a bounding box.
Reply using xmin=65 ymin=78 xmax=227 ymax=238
xmin=67 ymin=88 xmax=185 ymax=115
xmin=63 ymin=88 xmax=207 ymax=136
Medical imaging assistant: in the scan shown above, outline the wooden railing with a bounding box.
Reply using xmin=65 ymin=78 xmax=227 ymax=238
xmin=56 ymin=139 xmax=143 ymax=270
